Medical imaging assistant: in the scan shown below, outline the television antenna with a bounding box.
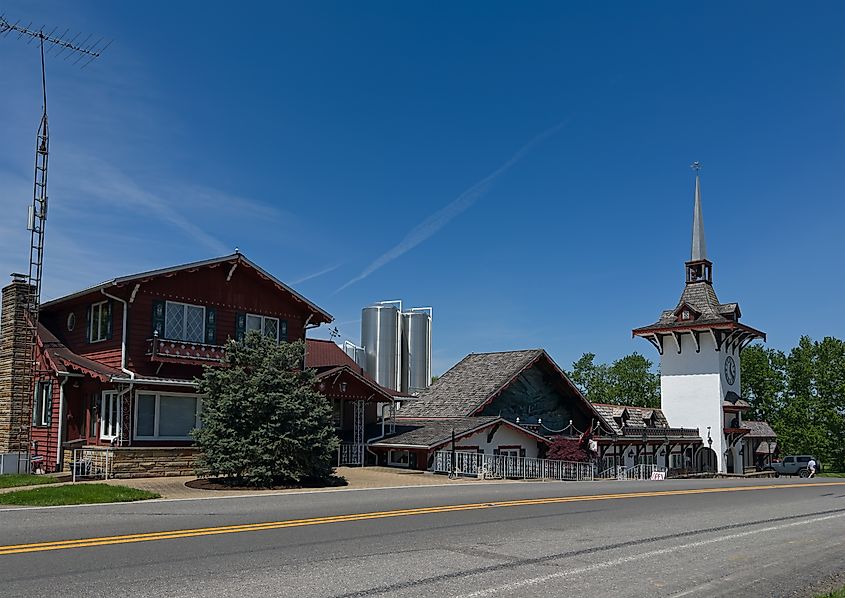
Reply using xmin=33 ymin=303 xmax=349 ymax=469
xmin=1 ymin=14 xmax=110 ymax=472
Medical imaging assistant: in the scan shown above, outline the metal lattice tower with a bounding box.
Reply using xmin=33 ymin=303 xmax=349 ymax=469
xmin=1 ymin=15 xmax=109 ymax=471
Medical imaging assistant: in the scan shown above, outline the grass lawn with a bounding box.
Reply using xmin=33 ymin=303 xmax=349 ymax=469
xmin=817 ymin=588 xmax=845 ymax=598
xmin=0 ymin=483 xmax=159 ymax=506
xmin=819 ymin=472 xmax=845 ymax=478
xmin=0 ymin=474 xmax=61 ymax=489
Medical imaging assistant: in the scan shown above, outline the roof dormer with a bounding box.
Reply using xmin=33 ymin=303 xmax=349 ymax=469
xmin=674 ymin=303 xmax=700 ymax=323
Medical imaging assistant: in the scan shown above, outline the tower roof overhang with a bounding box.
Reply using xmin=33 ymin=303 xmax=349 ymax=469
xmin=632 ymin=322 xmax=765 ymax=355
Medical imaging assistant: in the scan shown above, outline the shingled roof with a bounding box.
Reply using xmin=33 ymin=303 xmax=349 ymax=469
xmin=395 ymin=350 xmax=545 ymax=418
xmin=634 ymin=281 xmax=744 ymax=334
xmin=371 ymin=416 xmax=549 ymax=450
xmin=744 ymin=420 xmax=777 ymax=438
xmin=305 ymin=338 xmax=412 ymax=399
xmin=590 ymin=403 xmax=671 ymax=435
xmin=37 ymin=323 xmax=121 ymax=382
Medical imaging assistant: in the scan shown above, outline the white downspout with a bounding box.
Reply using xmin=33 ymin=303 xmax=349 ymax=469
xmin=56 ymin=376 xmax=68 ymax=469
xmin=101 ymin=286 xmax=138 ymax=446
xmin=100 ymin=287 xmax=137 ymax=381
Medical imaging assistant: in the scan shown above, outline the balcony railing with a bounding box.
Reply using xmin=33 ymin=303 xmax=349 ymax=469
xmin=621 ymin=425 xmax=700 ymax=438
xmin=148 ymin=337 xmax=225 ymax=364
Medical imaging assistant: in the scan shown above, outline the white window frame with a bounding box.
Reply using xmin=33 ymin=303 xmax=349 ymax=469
xmin=388 ymin=449 xmax=410 ymax=467
xmin=670 ymin=453 xmax=684 ymax=469
xmin=100 ymin=391 xmax=120 ymax=441
xmin=33 ymin=380 xmax=52 ymax=427
xmin=498 ymin=448 xmax=521 ymax=459
xmin=246 ymin=313 xmax=281 ymax=341
xmin=89 ymin=300 xmax=109 ymax=343
xmin=164 ymin=301 xmax=206 ymax=343
xmin=133 ymin=391 xmax=202 ymax=441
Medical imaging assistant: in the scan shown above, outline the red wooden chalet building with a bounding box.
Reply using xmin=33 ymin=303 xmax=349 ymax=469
xmin=1 ymin=253 xmax=335 ymax=476
xmin=305 ymin=338 xmax=409 ymax=466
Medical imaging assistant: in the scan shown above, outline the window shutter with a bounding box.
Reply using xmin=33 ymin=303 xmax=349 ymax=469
xmin=235 ymin=312 xmax=246 ymax=341
xmin=45 ymin=382 xmax=53 ymax=426
xmin=280 ymin=319 xmax=288 ymax=342
xmin=86 ymin=305 xmax=92 ymax=343
xmin=520 ymin=448 xmax=526 ymax=458
xmin=205 ymin=307 xmax=217 ymax=345
xmin=106 ymin=300 xmax=114 ymax=340
xmin=152 ymin=300 xmax=165 ymax=337
xmin=32 ymin=382 xmax=40 ymax=425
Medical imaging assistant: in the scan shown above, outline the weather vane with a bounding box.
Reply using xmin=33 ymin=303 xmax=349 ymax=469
xmin=690 ymin=161 xmax=702 ymax=173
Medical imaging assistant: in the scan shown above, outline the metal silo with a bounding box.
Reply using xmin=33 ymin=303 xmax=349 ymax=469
xmin=343 ymin=341 xmax=366 ymax=370
xmin=402 ymin=307 xmax=432 ymax=393
xmin=361 ymin=301 xmax=402 ymax=391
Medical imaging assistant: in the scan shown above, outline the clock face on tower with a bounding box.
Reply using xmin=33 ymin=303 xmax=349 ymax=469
xmin=724 ymin=356 xmax=737 ymax=386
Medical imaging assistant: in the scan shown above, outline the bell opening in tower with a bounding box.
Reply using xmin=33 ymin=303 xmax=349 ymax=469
xmin=685 ymin=260 xmax=712 ymax=284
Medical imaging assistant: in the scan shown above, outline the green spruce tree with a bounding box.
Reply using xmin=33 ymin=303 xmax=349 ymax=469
xmin=193 ymin=333 xmax=339 ymax=487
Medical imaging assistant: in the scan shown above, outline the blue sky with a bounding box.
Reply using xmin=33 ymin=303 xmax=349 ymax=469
xmin=1 ymin=2 xmax=843 ymax=375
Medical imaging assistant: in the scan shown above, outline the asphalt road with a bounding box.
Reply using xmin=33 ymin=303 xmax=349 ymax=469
xmin=1 ymin=477 xmax=844 ymax=597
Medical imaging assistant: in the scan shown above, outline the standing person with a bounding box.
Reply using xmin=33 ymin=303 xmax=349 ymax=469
xmin=807 ymin=458 xmax=817 ymax=478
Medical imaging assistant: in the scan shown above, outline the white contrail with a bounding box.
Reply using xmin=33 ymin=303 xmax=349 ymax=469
xmin=336 ymin=120 xmax=570 ymax=292
xmin=291 ymin=263 xmax=343 ymax=285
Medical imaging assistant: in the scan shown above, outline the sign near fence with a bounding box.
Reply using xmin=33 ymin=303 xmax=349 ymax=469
xmin=650 ymin=470 xmax=666 ymax=480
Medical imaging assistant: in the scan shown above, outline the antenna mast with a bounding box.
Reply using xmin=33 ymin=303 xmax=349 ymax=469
xmin=1 ymin=15 xmax=110 ymax=473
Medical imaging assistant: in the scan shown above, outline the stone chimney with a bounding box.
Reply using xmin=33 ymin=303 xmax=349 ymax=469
xmin=0 ymin=274 xmax=34 ymax=453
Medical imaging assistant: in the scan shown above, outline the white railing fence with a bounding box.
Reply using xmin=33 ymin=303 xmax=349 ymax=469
xmin=71 ymin=447 xmax=114 ymax=482
xmin=597 ymin=463 xmax=667 ymax=480
xmin=338 ymin=443 xmax=364 ymax=466
xmin=432 ymin=451 xmax=594 ymax=482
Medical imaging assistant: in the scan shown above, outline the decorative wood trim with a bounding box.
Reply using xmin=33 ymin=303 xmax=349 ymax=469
xmin=646 ymin=334 xmax=664 ymax=355
xmin=709 ymin=329 xmax=721 ymax=352
xmin=691 ymin=330 xmax=701 ymax=353
xmin=670 ymin=331 xmax=681 ymax=354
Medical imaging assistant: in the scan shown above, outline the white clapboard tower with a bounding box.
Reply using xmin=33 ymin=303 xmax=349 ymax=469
xmin=633 ymin=166 xmax=765 ymax=473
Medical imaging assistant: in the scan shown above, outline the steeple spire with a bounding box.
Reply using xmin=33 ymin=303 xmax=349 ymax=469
xmin=690 ymin=162 xmax=707 ymax=261
xmin=685 ymin=162 xmax=712 ymax=285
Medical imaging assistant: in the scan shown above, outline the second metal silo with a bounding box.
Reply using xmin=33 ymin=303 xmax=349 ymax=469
xmin=343 ymin=341 xmax=366 ymax=370
xmin=402 ymin=308 xmax=432 ymax=393
xmin=361 ymin=301 xmax=402 ymax=391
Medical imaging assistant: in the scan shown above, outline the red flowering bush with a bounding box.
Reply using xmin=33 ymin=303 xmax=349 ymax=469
xmin=547 ymin=437 xmax=590 ymax=462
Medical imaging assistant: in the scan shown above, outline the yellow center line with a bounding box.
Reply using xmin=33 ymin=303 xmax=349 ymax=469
xmin=1 ymin=481 xmax=842 ymax=556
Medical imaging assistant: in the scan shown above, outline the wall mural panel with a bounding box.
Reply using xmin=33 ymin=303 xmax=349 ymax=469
xmin=478 ymin=365 xmax=588 ymax=431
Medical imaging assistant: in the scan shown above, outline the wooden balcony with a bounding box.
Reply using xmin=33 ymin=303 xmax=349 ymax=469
xmin=621 ymin=425 xmax=701 ymax=439
xmin=147 ymin=337 xmax=225 ymax=365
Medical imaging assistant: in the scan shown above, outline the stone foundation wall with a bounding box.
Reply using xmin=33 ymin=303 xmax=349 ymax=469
xmin=111 ymin=447 xmax=199 ymax=478
xmin=63 ymin=446 xmax=200 ymax=478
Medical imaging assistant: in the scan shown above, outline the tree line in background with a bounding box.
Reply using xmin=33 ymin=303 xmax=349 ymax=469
xmin=567 ymin=337 xmax=845 ymax=472
xmin=566 ymin=352 xmax=660 ymax=408
xmin=741 ymin=337 xmax=845 ymax=472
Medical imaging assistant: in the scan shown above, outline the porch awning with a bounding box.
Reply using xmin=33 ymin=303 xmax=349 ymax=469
xmin=755 ymin=441 xmax=777 ymax=455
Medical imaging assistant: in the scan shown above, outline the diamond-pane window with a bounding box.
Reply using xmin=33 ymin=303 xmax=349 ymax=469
xmin=165 ymin=304 xmax=184 ymax=340
xmin=263 ymin=317 xmax=279 ymax=341
xmin=165 ymin=301 xmax=205 ymax=342
xmin=185 ymin=306 xmax=205 ymax=343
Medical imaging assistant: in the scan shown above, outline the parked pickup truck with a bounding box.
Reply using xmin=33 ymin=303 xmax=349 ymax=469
xmin=767 ymin=455 xmax=820 ymax=477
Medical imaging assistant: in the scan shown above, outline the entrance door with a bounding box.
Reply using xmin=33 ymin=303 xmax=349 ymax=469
xmin=99 ymin=392 xmax=120 ymax=441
